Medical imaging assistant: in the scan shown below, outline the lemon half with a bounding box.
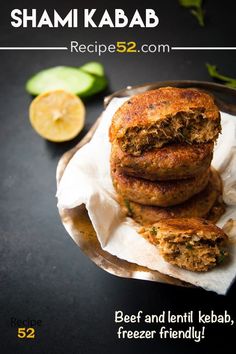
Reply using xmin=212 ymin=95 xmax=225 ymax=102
xmin=29 ymin=90 xmax=85 ymax=142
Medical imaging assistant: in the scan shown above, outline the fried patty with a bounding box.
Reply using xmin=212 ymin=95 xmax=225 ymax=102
xmin=140 ymin=218 xmax=228 ymax=272
xmin=111 ymin=167 xmax=209 ymax=207
xmin=111 ymin=142 xmax=213 ymax=181
xmin=109 ymin=87 xmax=221 ymax=156
xmin=118 ymin=168 xmax=224 ymax=225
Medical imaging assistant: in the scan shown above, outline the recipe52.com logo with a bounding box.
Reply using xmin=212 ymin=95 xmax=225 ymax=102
xmin=70 ymin=40 xmax=171 ymax=56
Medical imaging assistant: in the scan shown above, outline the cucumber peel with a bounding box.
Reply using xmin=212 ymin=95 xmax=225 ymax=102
xmin=80 ymin=62 xmax=107 ymax=97
xmin=26 ymin=66 xmax=95 ymax=96
xmin=80 ymin=61 xmax=105 ymax=77
xmin=80 ymin=75 xmax=108 ymax=97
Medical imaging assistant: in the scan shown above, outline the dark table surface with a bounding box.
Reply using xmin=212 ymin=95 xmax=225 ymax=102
xmin=0 ymin=0 xmax=236 ymax=353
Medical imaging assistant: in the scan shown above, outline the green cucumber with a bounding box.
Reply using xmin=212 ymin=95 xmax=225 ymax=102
xmin=80 ymin=62 xmax=107 ymax=97
xmin=80 ymin=76 xmax=108 ymax=97
xmin=80 ymin=61 xmax=105 ymax=77
xmin=26 ymin=66 xmax=95 ymax=96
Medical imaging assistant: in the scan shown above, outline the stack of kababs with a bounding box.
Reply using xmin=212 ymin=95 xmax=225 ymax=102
xmin=109 ymin=87 xmax=228 ymax=271
xmin=109 ymin=87 xmax=224 ymax=225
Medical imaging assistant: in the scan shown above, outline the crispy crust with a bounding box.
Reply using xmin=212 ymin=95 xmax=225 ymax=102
xmin=111 ymin=142 xmax=213 ymax=181
xmin=118 ymin=168 xmax=224 ymax=225
xmin=109 ymin=87 xmax=221 ymax=155
xmin=111 ymin=167 xmax=209 ymax=207
xmin=140 ymin=218 xmax=228 ymax=272
xmin=149 ymin=218 xmax=227 ymax=242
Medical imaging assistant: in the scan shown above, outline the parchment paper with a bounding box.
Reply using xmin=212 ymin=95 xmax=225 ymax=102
xmin=57 ymin=97 xmax=236 ymax=295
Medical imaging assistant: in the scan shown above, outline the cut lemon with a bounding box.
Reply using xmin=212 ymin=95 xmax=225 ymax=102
xmin=29 ymin=90 xmax=85 ymax=142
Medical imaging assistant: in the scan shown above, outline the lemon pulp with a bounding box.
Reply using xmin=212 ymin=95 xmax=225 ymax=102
xmin=29 ymin=90 xmax=85 ymax=142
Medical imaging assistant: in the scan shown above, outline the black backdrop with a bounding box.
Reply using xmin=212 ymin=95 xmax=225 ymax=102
xmin=0 ymin=0 xmax=236 ymax=353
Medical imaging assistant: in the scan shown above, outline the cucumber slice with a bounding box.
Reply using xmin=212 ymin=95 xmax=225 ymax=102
xmin=80 ymin=62 xmax=105 ymax=77
xmin=80 ymin=76 xmax=108 ymax=97
xmin=26 ymin=66 xmax=95 ymax=96
xmin=80 ymin=62 xmax=107 ymax=97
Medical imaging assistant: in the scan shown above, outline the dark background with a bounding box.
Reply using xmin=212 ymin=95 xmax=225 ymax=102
xmin=0 ymin=0 xmax=236 ymax=353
